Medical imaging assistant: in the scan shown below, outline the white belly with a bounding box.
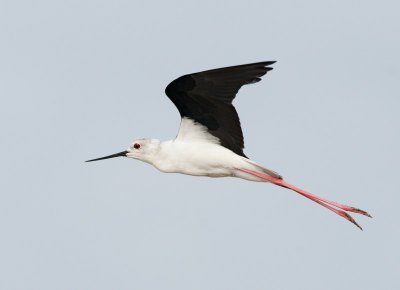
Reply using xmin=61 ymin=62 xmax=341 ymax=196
xmin=153 ymin=140 xmax=244 ymax=177
xmin=150 ymin=140 xmax=280 ymax=182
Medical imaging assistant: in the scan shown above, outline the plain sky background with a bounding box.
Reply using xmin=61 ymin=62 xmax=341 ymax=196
xmin=1 ymin=1 xmax=399 ymax=289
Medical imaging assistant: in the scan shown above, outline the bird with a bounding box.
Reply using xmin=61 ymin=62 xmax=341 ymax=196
xmin=86 ymin=61 xmax=371 ymax=229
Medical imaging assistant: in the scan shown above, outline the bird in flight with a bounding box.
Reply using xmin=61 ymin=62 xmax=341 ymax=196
xmin=86 ymin=61 xmax=371 ymax=229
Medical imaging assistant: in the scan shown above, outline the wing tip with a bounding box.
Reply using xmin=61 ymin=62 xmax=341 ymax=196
xmin=257 ymin=61 xmax=277 ymax=67
xmin=165 ymin=60 xmax=277 ymax=96
xmin=262 ymin=60 xmax=277 ymax=65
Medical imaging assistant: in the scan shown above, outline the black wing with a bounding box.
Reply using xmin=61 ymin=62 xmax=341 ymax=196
xmin=165 ymin=61 xmax=275 ymax=157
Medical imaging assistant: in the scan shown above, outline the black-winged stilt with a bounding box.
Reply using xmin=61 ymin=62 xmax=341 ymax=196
xmin=86 ymin=61 xmax=371 ymax=229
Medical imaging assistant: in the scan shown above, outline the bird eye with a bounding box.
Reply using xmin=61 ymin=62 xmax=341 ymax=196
xmin=133 ymin=143 xmax=140 ymax=149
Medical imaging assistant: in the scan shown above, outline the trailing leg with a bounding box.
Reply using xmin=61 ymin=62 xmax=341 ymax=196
xmin=236 ymin=167 xmax=371 ymax=230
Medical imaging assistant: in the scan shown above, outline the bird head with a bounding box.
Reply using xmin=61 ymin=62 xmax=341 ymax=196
xmin=85 ymin=138 xmax=161 ymax=164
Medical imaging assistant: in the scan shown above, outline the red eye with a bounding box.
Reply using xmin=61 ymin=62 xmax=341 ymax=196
xmin=133 ymin=143 xmax=140 ymax=149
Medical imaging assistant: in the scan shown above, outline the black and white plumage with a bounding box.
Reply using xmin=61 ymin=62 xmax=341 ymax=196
xmin=165 ymin=61 xmax=275 ymax=157
xmin=87 ymin=61 xmax=371 ymax=229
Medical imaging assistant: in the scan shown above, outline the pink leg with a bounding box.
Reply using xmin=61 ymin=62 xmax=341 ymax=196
xmin=299 ymin=192 xmax=363 ymax=230
xmin=236 ymin=167 xmax=371 ymax=230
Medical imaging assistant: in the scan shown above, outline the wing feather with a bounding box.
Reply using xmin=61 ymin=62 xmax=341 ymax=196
xmin=165 ymin=61 xmax=276 ymax=157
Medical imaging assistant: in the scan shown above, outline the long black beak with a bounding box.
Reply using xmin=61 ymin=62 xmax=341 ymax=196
xmin=85 ymin=150 xmax=129 ymax=162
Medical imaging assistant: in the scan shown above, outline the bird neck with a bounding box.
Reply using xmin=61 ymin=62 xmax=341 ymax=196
xmin=147 ymin=140 xmax=178 ymax=172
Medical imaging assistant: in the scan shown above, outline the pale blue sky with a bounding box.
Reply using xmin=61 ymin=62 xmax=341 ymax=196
xmin=1 ymin=1 xmax=399 ymax=289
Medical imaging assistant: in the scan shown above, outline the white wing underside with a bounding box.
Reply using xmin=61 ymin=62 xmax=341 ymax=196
xmin=176 ymin=117 xmax=221 ymax=144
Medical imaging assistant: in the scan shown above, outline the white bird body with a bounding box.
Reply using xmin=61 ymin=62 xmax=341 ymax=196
xmin=153 ymin=140 xmax=246 ymax=177
xmin=130 ymin=118 xmax=279 ymax=181
xmin=87 ymin=62 xmax=371 ymax=229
